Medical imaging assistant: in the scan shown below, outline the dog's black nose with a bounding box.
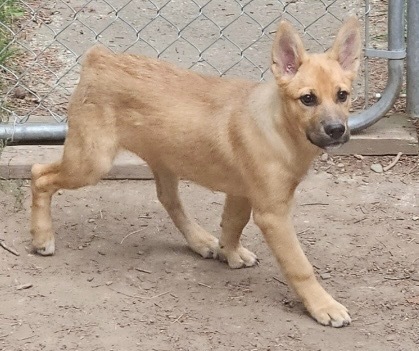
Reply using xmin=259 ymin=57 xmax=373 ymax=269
xmin=324 ymin=123 xmax=345 ymax=140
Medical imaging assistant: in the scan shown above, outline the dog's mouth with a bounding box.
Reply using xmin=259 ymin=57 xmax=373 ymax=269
xmin=323 ymin=142 xmax=344 ymax=152
xmin=306 ymin=132 xmax=350 ymax=150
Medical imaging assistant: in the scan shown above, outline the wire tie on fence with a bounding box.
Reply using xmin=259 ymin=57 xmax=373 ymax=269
xmin=11 ymin=114 xmax=17 ymax=143
xmin=364 ymin=48 xmax=406 ymax=60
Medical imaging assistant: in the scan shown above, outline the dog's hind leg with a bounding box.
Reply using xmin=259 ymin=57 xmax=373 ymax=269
xmin=31 ymin=125 xmax=118 ymax=255
xmin=218 ymin=195 xmax=258 ymax=268
xmin=153 ymin=168 xmax=219 ymax=259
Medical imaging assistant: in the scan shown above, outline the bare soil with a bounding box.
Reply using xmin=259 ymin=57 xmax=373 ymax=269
xmin=1 ymin=155 xmax=418 ymax=351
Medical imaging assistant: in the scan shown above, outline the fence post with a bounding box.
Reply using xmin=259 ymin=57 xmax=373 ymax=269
xmin=348 ymin=0 xmax=405 ymax=132
xmin=406 ymin=0 xmax=419 ymax=118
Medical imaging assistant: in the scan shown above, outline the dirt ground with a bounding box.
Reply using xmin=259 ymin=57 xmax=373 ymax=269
xmin=0 ymin=154 xmax=418 ymax=351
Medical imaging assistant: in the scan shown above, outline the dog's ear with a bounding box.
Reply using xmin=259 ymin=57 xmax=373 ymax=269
xmin=329 ymin=16 xmax=362 ymax=77
xmin=271 ymin=21 xmax=306 ymax=79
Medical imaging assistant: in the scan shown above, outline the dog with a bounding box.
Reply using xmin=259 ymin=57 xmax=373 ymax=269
xmin=30 ymin=17 xmax=361 ymax=327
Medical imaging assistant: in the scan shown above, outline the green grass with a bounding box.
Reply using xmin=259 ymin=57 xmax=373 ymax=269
xmin=0 ymin=0 xmax=24 ymax=65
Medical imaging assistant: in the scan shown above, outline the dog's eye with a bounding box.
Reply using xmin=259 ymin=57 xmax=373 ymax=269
xmin=337 ymin=90 xmax=349 ymax=102
xmin=300 ymin=93 xmax=317 ymax=106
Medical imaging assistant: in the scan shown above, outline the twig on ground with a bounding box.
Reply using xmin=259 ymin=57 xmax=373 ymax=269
xmin=135 ymin=268 xmax=152 ymax=274
xmin=110 ymin=288 xmax=170 ymax=300
xmin=406 ymin=163 xmax=418 ymax=175
xmin=383 ymin=152 xmax=402 ymax=172
xmin=171 ymin=313 xmax=185 ymax=324
xmin=16 ymin=283 xmax=33 ymax=290
xmin=273 ymin=276 xmax=287 ymax=286
xmin=144 ymin=291 xmax=170 ymax=300
xmin=0 ymin=240 xmax=20 ymax=256
xmin=120 ymin=228 xmax=146 ymax=244
xmin=198 ymin=282 xmax=212 ymax=288
xmin=384 ymin=275 xmax=410 ymax=281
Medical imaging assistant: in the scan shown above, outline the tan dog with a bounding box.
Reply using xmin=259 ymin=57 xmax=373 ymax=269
xmin=30 ymin=17 xmax=361 ymax=327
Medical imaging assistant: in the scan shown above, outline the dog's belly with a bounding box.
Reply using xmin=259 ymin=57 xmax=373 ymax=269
xmin=173 ymin=163 xmax=247 ymax=196
xmin=148 ymin=151 xmax=247 ymax=196
xmin=120 ymin=119 xmax=248 ymax=196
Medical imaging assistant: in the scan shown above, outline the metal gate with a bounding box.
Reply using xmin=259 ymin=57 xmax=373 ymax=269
xmin=0 ymin=0 xmax=415 ymax=143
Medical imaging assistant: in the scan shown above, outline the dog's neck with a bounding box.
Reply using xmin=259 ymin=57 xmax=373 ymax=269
xmin=248 ymin=81 xmax=320 ymax=177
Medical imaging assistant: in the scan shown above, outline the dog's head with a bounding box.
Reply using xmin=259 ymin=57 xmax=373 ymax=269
xmin=271 ymin=17 xmax=361 ymax=150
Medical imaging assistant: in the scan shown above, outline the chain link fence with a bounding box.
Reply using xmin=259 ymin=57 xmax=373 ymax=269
xmin=1 ymin=0 xmax=379 ymax=134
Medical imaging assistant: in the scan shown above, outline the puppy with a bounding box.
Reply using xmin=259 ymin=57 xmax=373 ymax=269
xmin=30 ymin=17 xmax=361 ymax=327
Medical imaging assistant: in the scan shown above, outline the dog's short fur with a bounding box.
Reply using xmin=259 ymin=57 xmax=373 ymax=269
xmin=30 ymin=17 xmax=361 ymax=327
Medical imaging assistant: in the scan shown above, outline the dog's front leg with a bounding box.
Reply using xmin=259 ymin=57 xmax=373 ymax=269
xmin=253 ymin=205 xmax=351 ymax=327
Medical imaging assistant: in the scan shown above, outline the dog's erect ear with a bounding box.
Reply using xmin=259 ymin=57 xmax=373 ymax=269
xmin=329 ymin=16 xmax=362 ymax=76
xmin=271 ymin=21 xmax=306 ymax=79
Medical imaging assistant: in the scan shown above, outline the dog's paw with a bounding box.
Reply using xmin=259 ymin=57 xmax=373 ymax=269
xmin=219 ymin=245 xmax=258 ymax=269
xmin=309 ymin=299 xmax=351 ymax=328
xmin=33 ymin=238 xmax=55 ymax=256
xmin=189 ymin=236 xmax=219 ymax=259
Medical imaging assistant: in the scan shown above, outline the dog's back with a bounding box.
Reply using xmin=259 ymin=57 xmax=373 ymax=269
xmin=76 ymin=45 xmax=255 ymax=116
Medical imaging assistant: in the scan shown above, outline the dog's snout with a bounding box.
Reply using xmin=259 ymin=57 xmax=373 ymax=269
xmin=324 ymin=123 xmax=345 ymax=140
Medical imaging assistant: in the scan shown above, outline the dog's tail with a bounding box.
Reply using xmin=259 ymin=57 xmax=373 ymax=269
xmin=82 ymin=44 xmax=113 ymax=68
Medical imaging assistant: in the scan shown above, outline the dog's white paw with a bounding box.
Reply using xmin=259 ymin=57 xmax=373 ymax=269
xmin=189 ymin=236 xmax=219 ymax=259
xmin=34 ymin=238 xmax=55 ymax=256
xmin=219 ymin=245 xmax=258 ymax=269
xmin=309 ymin=299 xmax=351 ymax=328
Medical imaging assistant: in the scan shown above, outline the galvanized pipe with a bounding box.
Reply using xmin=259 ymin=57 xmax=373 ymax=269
xmin=0 ymin=123 xmax=67 ymax=143
xmin=406 ymin=0 xmax=419 ymax=118
xmin=348 ymin=0 xmax=405 ymax=132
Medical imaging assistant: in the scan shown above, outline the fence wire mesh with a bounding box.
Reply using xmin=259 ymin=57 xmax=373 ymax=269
xmin=1 ymin=0 xmax=368 ymax=125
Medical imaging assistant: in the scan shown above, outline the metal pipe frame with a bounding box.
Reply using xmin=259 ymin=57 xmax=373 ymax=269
xmin=406 ymin=0 xmax=419 ymax=118
xmin=0 ymin=123 xmax=67 ymax=143
xmin=348 ymin=0 xmax=405 ymax=132
xmin=0 ymin=0 xmax=407 ymax=142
